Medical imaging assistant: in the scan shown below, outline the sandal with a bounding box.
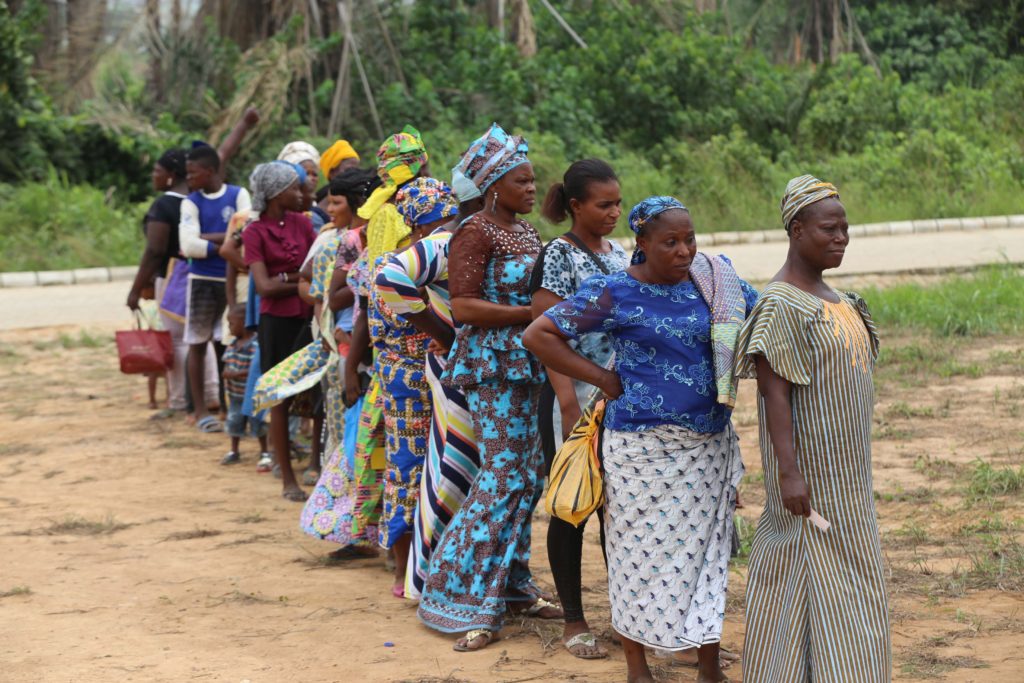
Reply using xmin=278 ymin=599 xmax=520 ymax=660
xmin=148 ymin=408 xmax=179 ymax=421
xmin=392 ymin=583 xmax=404 ymax=599
xmin=256 ymin=452 xmax=273 ymax=473
xmin=327 ymin=546 xmax=378 ymax=562
xmin=453 ymin=629 xmax=498 ymax=652
xmin=196 ymin=415 xmax=223 ymax=433
xmin=518 ymin=597 xmax=563 ymax=619
xmin=302 ymin=468 xmax=321 ymax=487
xmin=281 ymin=487 xmax=308 ymax=502
xmin=220 ymin=451 xmax=241 ymax=466
xmin=564 ymin=632 xmax=608 ymax=660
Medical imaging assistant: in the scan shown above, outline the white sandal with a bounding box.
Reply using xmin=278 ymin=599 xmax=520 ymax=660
xmin=453 ymin=629 xmax=497 ymax=652
xmin=564 ymin=632 xmax=608 ymax=660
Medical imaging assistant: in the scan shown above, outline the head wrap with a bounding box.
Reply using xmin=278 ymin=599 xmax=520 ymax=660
xmin=277 ymin=141 xmax=320 ymax=169
xmin=357 ymin=125 xmax=429 ymax=223
xmin=396 ymin=178 xmax=458 ymax=228
xmin=320 ymin=140 xmax=360 ymax=180
xmin=156 ymin=148 xmax=187 ymax=179
xmin=454 ymin=123 xmax=529 ymax=196
xmin=450 ymin=168 xmax=482 ymax=203
xmin=274 ymin=160 xmax=307 ymax=186
xmin=627 ymin=196 xmax=688 ymax=265
xmin=249 ymin=162 xmax=299 ymax=214
xmin=780 ymin=174 xmax=840 ymax=232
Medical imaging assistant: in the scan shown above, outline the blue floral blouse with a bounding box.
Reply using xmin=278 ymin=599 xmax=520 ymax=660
xmin=545 ymin=270 xmax=759 ymax=433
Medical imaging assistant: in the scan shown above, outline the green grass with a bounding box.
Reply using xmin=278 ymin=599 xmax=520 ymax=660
xmin=0 ymin=173 xmax=144 ymax=272
xmin=967 ymin=461 xmax=1024 ymax=500
xmin=0 ymin=586 xmax=31 ymax=599
xmin=864 ymin=266 xmax=1024 ymax=337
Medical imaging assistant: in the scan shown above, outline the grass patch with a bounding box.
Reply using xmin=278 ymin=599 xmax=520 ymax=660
xmin=967 ymin=461 xmax=1024 ymax=500
xmin=865 ymin=265 xmax=1024 ymax=337
xmin=899 ymin=648 xmax=988 ymax=677
xmin=57 ymin=330 xmax=108 ymax=350
xmin=888 ymin=401 xmax=935 ymax=419
xmin=39 ymin=514 xmax=132 ymax=536
xmin=960 ymin=537 xmax=1024 ymax=591
xmin=914 ymin=455 xmax=962 ymax=482
xmin=163 ymin=527 xmax=222 ymax=542
xmin=0 ymin=586 xmax=31 ymax=599
xmin=0 ymin=442 xmax=43 ymax=458
xmin=875 ymin=486 xmax=936 ymax=504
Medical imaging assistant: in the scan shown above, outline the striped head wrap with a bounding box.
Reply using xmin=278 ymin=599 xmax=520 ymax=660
xmin=320 ymin=139 xmax=360 ymax=180
xmin=780 ymin=174 xmax=840 ymax=232
xmin=357 ymin=125 xmax=429 ymax=221
xmin=396 ymin=178 xmax=458 ymax=228
xmin=627 ymin=196 xmax=688 ymax=265
xmin=277 ymin=141 xmax=320 ymax=168
xmin=454 ymin=123 xmax=529 ymax=195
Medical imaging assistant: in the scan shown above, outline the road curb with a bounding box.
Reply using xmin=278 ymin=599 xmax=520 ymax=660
xmin=2 ymin=214 xmax=1023 ymax=288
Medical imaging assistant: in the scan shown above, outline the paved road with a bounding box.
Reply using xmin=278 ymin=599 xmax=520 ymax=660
xmin=2 ymin=227 xmax=1022 ymax=331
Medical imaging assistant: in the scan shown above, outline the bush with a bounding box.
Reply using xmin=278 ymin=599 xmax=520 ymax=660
xmin=0 ymin=172 xmax=144 ymax=272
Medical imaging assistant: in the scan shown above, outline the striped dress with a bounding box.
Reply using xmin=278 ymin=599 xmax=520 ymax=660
xmin=374 ymin=230 xmax=481 ymax=599
xmin=735 ymin=281 xmax=891 ymax=682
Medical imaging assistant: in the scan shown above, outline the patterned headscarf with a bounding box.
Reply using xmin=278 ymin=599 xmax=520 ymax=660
xmin=780 ymin=174 xmax=840 ymax=232
xmin=277 ymin=141 xmax=320 ymax=168
xmin=320 ymin=139 xmax=359 ymax=179
xmin=627 ymin=196 xmax=688 ymax=265
xmin=453 ymin=123 xmax=529 ymax=195
xmin=396 ymin=178 xmax=458 ymax=228
xmin=357 ymin=125 xmax=429 ymax=221
xmin=249 ymin=162 xmax=299 ymax=214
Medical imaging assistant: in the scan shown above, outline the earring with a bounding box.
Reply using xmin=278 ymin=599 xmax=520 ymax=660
xmin=490 ymin=191 xmax=498 ymax=213
xmin=166 ymin=178 xmax=173 ymax=187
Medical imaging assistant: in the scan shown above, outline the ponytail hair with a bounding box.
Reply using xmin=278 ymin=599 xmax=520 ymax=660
xmin=539 ymin=158 xmax=618 ymax=224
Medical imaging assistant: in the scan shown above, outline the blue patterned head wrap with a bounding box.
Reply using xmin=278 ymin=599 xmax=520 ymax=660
xmin=627 ymin=196 xmax=688 ymax=264
xmin=453 ymin=123 xmax=530 ymax=195
xmin=396 ymin=177 xmax=459 ymax=227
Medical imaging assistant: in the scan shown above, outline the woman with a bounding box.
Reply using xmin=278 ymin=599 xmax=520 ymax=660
xmin=524 ymin=196 xmax=757 ymax=683
xmin=373 ymin=159 xmax=486 ymax=601
xmin=529 ymin=159 xmax=629 ymax=660
xmin=299 ymin=169 xmax=382 ymax=559
xmin=736 ymin=175 xmax=891 ymax=682
xmin=243 ymin=162 xmax=317 ymax=501
xmin=126 ymin=149 xmax=192 ymax=415
xmin=344 ymin=128 xmax=429 ymax=556
xmin=370 ymin=177 xmax=458 ymax=597
xmin=417 ymin=123 xmax=562 ymax=652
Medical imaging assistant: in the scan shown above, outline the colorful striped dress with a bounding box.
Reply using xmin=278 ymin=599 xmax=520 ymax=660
xmin=735 ymin=281 xmax=891 ymax=682
xmin=374 ymin=229 xmax=481 ymax=600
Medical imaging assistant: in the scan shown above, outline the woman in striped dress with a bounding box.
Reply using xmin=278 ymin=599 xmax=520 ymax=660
xmin=373 ymin=166 xmax=485 ymax=600
xmin=735 ymin=175 xmax=891 ymax=682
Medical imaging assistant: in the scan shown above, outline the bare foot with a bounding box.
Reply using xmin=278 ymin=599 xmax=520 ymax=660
xmin=697 ymin=673 xmax=729 ymax=683
xmin=281 ymin=486 xmax=307 ymax=502
xmin=627 ymin=675 xmax=656 ymax=683
xmin=326 ymin=546 xmax=378 ymax=561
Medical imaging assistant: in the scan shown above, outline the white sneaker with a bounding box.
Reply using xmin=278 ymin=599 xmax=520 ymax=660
xmin=256 ymin=452 xmax=274 ymax=473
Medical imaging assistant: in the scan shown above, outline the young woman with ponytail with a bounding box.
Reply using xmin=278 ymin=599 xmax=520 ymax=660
xmin=529 ymin=159 xmax=629 ymax=659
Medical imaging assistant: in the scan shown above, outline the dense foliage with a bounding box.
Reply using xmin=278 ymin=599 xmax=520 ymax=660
xmin=2 ymin=0 xmax=1023 ymax=269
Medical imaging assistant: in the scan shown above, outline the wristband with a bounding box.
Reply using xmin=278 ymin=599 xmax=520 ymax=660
xmin=279 ymin=272 xmax=287 ymax=283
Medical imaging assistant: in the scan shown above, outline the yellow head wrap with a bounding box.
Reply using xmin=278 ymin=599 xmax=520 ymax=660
xmin=358 ymin=126 xmax=429 ymax=261
xmin=319 ymin=140 xmax=360 ymax=180
xmin=780 ymin=174 xmax=840 ymax=232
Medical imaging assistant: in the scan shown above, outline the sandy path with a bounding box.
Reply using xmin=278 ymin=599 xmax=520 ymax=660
xmin=1 ymin=323 xmax=1022 ymax=682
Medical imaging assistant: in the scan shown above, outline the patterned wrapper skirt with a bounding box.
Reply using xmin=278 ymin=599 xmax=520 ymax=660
xmin=417 ymin=380 xmax=543 ymax=633
xmin=299 ymin=356 xmax=375 ymax=547
xmin=405 ymin=352 xmax=482 ymax=600
xmin=352 ymin=376 xmax=386 ymax=541
xmin=603 ymin=423 xmax=743 ymax=650
xmin=378 ymin=353 xmax=432 ymax=549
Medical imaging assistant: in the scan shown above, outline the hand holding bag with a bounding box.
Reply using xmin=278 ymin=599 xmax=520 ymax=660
xmin=545 ymin=399 xmax=606 ymax=527
xmin=115 ymin=311 xmax=173 ymax=375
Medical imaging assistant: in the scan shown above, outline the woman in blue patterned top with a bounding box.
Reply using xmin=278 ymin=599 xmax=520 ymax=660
xmin=529 ymin=159 xmax=629 ymax=660
xmin=524 ymin=196 xmax=757 ymax=683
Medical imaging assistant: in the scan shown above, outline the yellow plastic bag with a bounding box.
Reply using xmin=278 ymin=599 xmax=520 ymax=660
xmin=545 ymin=400 xmax=606 ymax=527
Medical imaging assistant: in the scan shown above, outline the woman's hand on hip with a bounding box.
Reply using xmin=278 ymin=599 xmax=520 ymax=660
xmin=597 ymin=370 xmax=624 ymax=401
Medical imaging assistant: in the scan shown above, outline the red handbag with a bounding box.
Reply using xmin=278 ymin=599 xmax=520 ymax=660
xmin=116 ymin=313 xmax=173 ymax=374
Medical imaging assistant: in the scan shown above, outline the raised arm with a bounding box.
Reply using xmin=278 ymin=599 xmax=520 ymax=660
xmin=216 ymin=108 xmax=260 ymax=177
xmin=754 ymin=355 xmax=810 ymax=517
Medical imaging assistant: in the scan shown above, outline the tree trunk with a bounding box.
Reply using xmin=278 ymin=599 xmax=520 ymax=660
xmin=509 ymin=0 xmax=536 ymax=57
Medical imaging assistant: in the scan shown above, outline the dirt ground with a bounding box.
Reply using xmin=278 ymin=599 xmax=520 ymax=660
xmin=1 ymin=324 xmax=1022 ymax=683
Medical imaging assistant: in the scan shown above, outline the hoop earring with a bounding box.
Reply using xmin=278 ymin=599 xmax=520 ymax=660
xmin=490 ymin=191 xmax=498 ymax=213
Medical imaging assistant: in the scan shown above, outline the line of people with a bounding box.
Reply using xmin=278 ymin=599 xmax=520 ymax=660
xmin=130 ymin=121 xmax=891 ymax=683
